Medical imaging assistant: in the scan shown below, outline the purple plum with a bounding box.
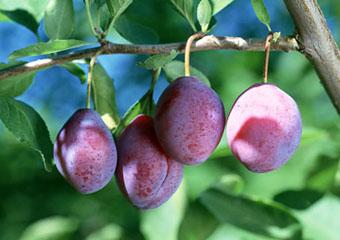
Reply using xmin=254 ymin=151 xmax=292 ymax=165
xmin=54 ymin=109 xmax=117 ymax=194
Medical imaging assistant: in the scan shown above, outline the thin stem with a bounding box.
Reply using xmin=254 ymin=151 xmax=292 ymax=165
xmin=85 ymin=0 xmax=99 ymax=38
xmin=150 ymin=68 xmax=161 ymax=92
xmin=104 ymin=17 xmax=116 ymax=38
xmin=146 ymin=68 xmax=161 ymax=115
xmin=263 ymin=33 xmax=273 ymax=83
xmin=86 ymin=50 xmax=103 ymax=109
xmin=184 ymin=32 xmax=205 ymax=76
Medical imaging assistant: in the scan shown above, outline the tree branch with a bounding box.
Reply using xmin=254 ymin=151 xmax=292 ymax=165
xmin=0 ymin=35 xmax=299 ymax=81
xmin=284 ymin=0 xmax=340 ymax=113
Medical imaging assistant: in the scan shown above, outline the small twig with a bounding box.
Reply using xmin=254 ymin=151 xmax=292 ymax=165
xmin=0 ymin=36 xmax=299 ymax=81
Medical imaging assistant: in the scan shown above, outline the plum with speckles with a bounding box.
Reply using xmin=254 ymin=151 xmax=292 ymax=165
xmin=226 ymin=83 xmax=302 ymax=173
xmin=116 ymin=115 xmax=183 ymax=209
xmin=54 ymin=109 xmax=117 ymax=194
xmin=154 ymin=77 xmax=225 ymax=165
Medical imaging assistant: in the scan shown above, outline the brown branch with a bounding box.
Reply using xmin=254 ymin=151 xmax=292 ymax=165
xmin=0 ymin=35 xmax=299 ymax=81
xmin=284 ymin=0 xmax=340 ymax=114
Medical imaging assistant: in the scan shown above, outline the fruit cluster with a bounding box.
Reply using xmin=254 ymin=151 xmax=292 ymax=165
xmin=54 ymin=75 xmax=302 ymax=209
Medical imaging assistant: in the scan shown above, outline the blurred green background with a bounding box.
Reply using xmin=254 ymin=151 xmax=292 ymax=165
xmin=0 ymin=0 xmax=340 ymax=239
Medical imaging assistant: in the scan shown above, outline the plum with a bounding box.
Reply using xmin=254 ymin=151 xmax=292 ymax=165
xmin=154 ymin=77 xmax=225 ymax=165
xmin=116 ymin=115 xmax=183 ymax=209
xmin=226 ymin=83 xmax=302 ymax=172
xmin=54 ymin=109 xmax=117 ymax=194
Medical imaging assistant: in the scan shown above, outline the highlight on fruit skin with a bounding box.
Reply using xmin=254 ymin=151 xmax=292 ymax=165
xmin=116 ymin=115 xmax=183 ymax=209
xmin=226 ymin=83 xmax=302 ymax=173
xmin=54 ymin=109 xmax=117 ymax=194
xmin=154 ymin=76 xmax=226 ymax=165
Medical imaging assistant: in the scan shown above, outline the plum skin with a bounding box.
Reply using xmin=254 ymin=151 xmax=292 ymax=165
xmin=154 ymin=76 xmax=225 ymax=165
xmin=54 ymin=109 xmax=117 ymax=194
xmin=116 ymin=115 xmax=183 ymax=209
xmin=226 ymin=83 xmax=302 ymax=173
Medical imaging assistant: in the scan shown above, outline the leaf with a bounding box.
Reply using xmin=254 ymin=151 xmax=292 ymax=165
xmin=86 ymin=223 xmax=123 ymax=240
xmin=61 ymin=63 xmax=86 ymax=84
xmin=0 ymin=97 xmax=53 ymax=171
xmin=138 ymin=50 xmax=178 ymax=70
xmin=197 ymin=0 xmax=212 ymax=33
xmin=170 ymin=0 xmax=197 ymax=31
xmin=91 ymin=63 xmax=120 ymax=130
xmin=0 ymin=0 xmax=50 ymax=21
xmin=213 ymin=174 xmax=245 ymax=194
xmin=44 ymin=0 xmax=75 ymax=40
xmin=200 ymin=189 xmax=302 ymax=240
xmin=178 ymin=200 xmax=219 ymax=240
xmin=114 ymin=91 xmax=153 ymax=136
xmin=0 ymin=62 xmax=34 ymax=97
xmin=105 ymin=0 xmax=133 ymax=25
xmin=115 ymin=16 xmax=159 ymax=44
xmin=19 ymin=216 xmax=78 ymax=240
xmin=209 ymin=0 xmax=234 ymax=15
xmin=297 ymin=194 xmax=340 ymax=240
xmin=250 ymin=0 xmax=271 ymax=31
xmin=274 ymin=189 xmax=324 ymax=210
xmin=306 ymin=155 xmax=339 ymax=192
xmin=163 ymin=60 xmax=210 ymax=87
xmin=9 ymin=40 xmax=91 ymax=60
xmin=0 ymin=9 xmax=39 ymax=34
xmin=141 ymin=183 xmax=186 ymax=240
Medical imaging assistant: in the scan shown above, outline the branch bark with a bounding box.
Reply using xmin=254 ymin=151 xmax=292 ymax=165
xmin=284 ymin=0 xmax=340 ymax=113
xmin=0 ymin=35 xmax=298 ymax=81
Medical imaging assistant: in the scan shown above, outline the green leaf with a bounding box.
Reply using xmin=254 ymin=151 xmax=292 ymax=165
xmin=105 ymin=0 xmax=133 ymax=25
xmin=209 ymin=0 xmax=234 ymax=15
xmin=200 ymin=189 xmax=302 ymax=240
xmin=141 ymin=183 xmax=186 ymax=240
xmin=297 ymin=194 xmax=340 ymax=240
xmin=213 ymin=174 xmax=245 ymax=194
xmin=19 ymin=216 xmax=78 ymax=240
xmin=0 ymin=9 xmax=39 ymax=34
xmin=9 ymin=40 xmax=91 ymax=60
xmin=274 ymin=189 xmax=324 ymax=210
xmin=178 ymin=200 xmax=219 ymax=240
xmin=170 ymin=0 xmax=197 ymax=31
xmin=61 ymin=63 xmax=86 ymax=84
xmin=250 ymin=0 xmax=271 ymax=31
xmin=163 ymin=60 xmax=210 ymax=87
xmin=0 ymin=0 xmax=50 ymax=21
xmin=86 ymin=223 xmax=123 ymax=240
xmin=91 ymin=63 xmax=120 ymax=130
xmin=115 ymin=16 xmax=159 ymax=44
xmin=197 ymin=0 xmax=212 ymax=33
xmin=0 ymin=97 xmax=53 ymax=171
xmin=306 ymin=155 xmax=339 ymax=192
xmin=0 ymin=62 xmax=34 ymax=97
xmin=138 ymin=50 xmax=178 ymax=70
xmin=44 ymin=0 xmax=75 ymax=40
xmin=114 ymin=91 xmax=153 ymax=137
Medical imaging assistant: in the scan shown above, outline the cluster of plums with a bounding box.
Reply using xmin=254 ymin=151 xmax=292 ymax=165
xmin=54 ymin=76 xmax=302 ymax=209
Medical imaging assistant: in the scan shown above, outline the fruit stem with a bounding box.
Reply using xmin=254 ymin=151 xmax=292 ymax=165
xmin=86 ymin=50 xmax=102 ymax=109
xmin=151 ymin=68 xmax=161 ymax=92
xmin=184 ymin=32 xmax=205 ymax=77
xmin=263 ymin=32 xmax=273 ymax=83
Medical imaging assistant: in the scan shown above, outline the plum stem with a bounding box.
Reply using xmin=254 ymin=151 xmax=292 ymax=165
xmin=184 ymin=32 xmax=205 ymax=77
xmin=264 ymin=32 xmax=273 ymax=83
xmin=86 ymin=49 xmax=102 ymax=109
